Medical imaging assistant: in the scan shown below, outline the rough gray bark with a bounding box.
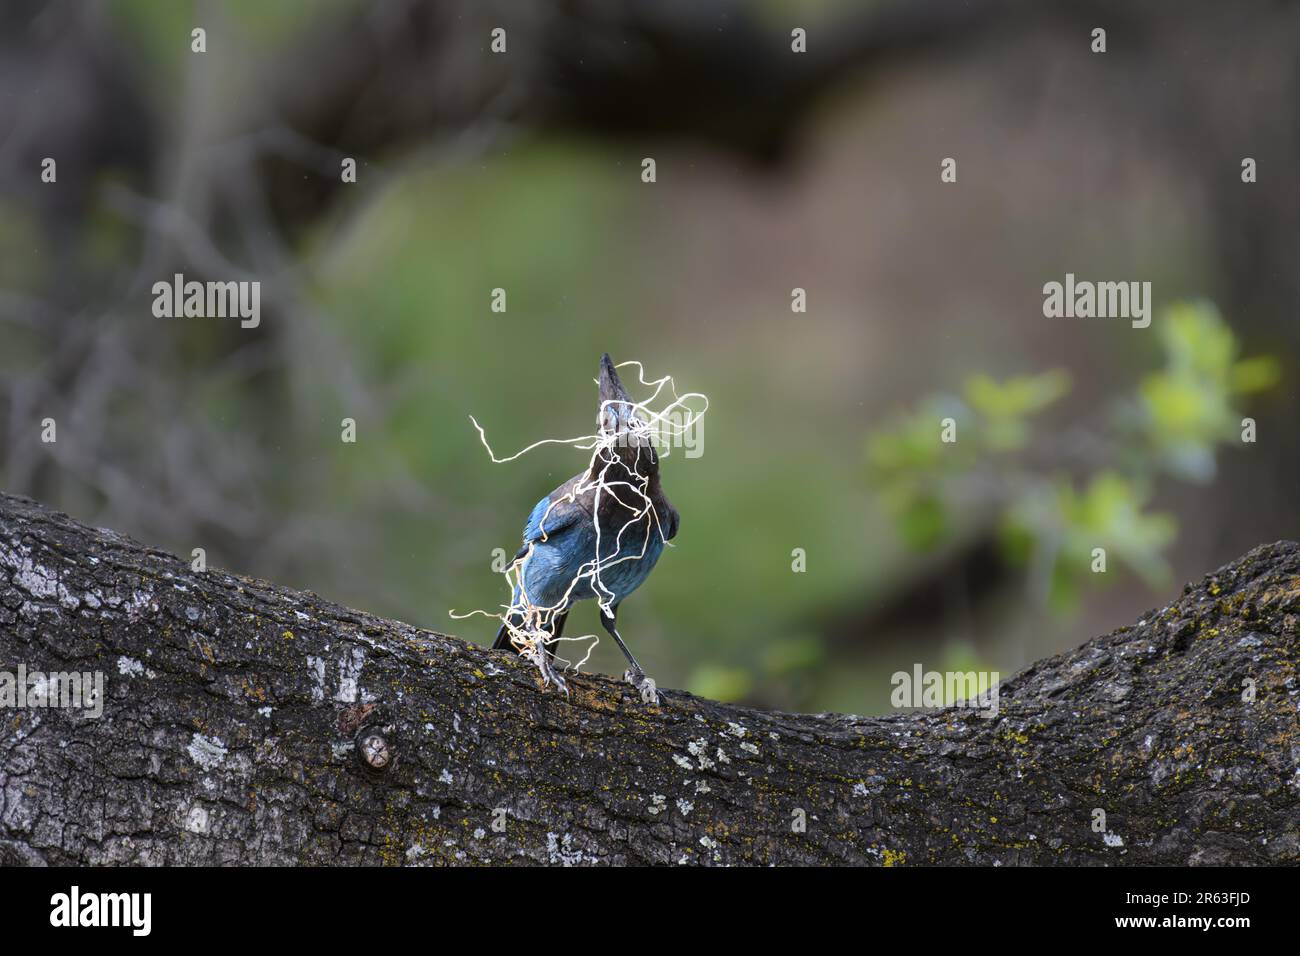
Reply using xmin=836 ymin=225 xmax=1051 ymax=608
xmin=0 ymin=490 xmax=1296 ymax=866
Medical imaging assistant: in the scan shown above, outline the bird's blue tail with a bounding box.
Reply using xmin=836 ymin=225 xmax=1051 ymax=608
xmin=492 ymin=616 xmax=517 ymax=650
xmin=492 ymin=585 xmax=525 ymax=650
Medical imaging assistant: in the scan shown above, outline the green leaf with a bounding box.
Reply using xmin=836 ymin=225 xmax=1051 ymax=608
xmin=1139 ymin=301 xmax=1280 ymax=476
xmin=964 ymin=370 xmax=1071 ymax=421
xmin=1230 ymin=356 xmax=1282 ymax=394
xmin=866 ymin=397 xmax=964 ymax=480
xmin=1158 ymin=301 xmax=1236 ymax=384
xmin=1056 ymin=472 xmax=1177 ymax=588
xmin=1140 ymin=373 xmax=1227 ymax=441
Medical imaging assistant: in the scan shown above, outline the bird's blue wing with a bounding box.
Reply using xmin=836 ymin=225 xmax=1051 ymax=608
xmin=522 ymin=494 xmax=584 ymax=547
xmin=501 ymin=492 xmax=587 ymax=574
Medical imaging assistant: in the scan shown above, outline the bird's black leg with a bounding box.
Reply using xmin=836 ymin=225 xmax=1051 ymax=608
xmin=531 ymin=634 xmax=568 ymax=697
xmin=530 ymin=608 xmax=572 ymax=695
xmin=505 ymin=609 xmax=573 ymax=697
xmin=599 ymin=605 xmax=642 ymax=672
xmin=599 ymin=605 xmax=661 ymax=705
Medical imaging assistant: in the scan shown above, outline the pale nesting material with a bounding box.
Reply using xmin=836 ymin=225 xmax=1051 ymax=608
xmin=451 ymin=360 xmax=707 ymax=673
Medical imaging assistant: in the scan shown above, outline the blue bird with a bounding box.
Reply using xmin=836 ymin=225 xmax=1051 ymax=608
xmin=493 ymin=354 xmax=679 ymax=703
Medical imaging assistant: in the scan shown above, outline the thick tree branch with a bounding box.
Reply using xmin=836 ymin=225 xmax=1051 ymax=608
xmin=0 ymin=491 xmax=1296 ymax=865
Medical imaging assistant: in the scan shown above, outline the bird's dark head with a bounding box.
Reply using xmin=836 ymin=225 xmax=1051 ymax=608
xmin=597 ymin=353 xmax=660 ymax=476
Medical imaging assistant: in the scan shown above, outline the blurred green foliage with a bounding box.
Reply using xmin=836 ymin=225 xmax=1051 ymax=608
xmin=869 ymin=301 xmax=1278 ymax=612
xmin=1139 ymin=302 xmax=1280 ymax=481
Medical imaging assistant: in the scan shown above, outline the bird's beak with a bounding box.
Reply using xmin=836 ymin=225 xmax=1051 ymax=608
xmin=598 ymin=353 xmax=633 ymax=430
xmin=599 ymin=353 xmax=631 ymax=404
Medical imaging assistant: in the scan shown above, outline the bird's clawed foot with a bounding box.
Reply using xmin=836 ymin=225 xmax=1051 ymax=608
xmin=530 ymin=644 xmax=569 ymax=697
xmin=624 ymin=667 xmax=662 ymax=706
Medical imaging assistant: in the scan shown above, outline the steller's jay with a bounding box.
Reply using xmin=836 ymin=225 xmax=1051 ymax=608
xmin=492 ymin=354 xmax=678 ymax=704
